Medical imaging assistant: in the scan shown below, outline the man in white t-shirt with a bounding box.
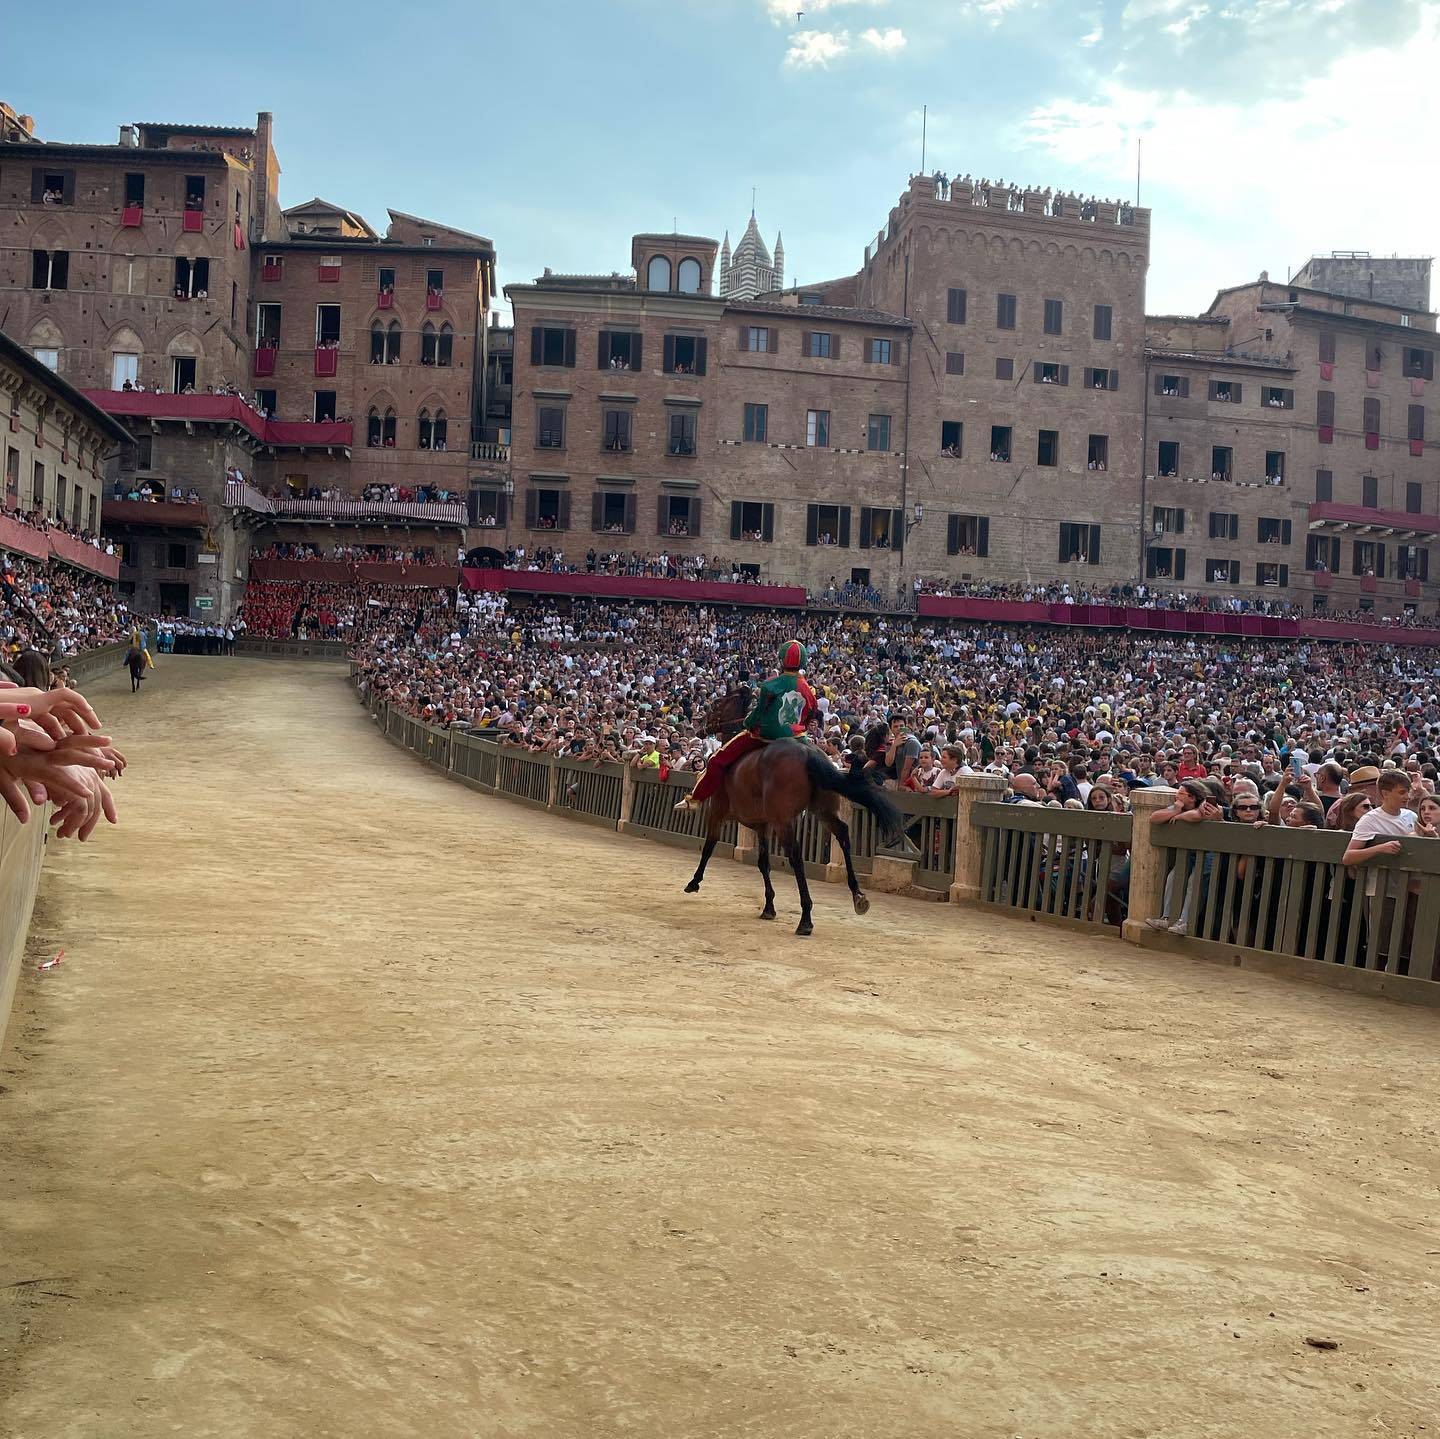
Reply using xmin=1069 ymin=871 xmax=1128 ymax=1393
xmin=1343 ymin=769 xmax=1417 ymax=900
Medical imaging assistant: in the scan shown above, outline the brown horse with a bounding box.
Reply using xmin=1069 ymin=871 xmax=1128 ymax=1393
xmin=682 ymin=687 xmax=903 ymax=935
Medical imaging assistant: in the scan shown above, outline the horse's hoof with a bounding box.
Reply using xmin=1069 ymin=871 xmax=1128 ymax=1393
xmin=853 ymin=894 xmax=870 ymax=916
xmin=683 ymin=880 xmax=701 ymax=894
xmin=795 ymin=920 xmax=813 ymax=937
xmin=759 ymin=907 xmax=776 ymax=920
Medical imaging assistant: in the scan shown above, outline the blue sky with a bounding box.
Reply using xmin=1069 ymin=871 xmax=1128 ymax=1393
xmin=7 ymin=0 xmax=1435 ymax=318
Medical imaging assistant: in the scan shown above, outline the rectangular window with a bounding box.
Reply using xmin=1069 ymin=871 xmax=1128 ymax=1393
xmin=1211 ymin=445 xmax=1232 ymax=481
xmin=30 ymin=249 xmax=68 ymax=291
xmin=806 ymin=503 xmax=850 ymax=548
xmin=598 ymin=330 xmax=642 ymax=371
xmin=184 ymin=174 xmax=206 ymax=210
xmin=1208 ymin=511 xmax=1238 ymax=541
xmin=996 ymin=293 xmax=1017 ymax=330
xmin=1084 ymin=367 xmax=1119 ymax=391
xmin=990 ymin=425 xmax=1012 ymax=462
xmin=659 ymin=494 xmax=697 ymax=537
xmin=1398 ymin=545 xmax=1430 ymax=580
xmin=1406 ymin=481 xmax=1422 ymax=514
xmin=1362 ymin=474 xmax=1379 ymax=508
xmin=136 ymin=434 xmax=152 ymax=469
xmin=1093 ymin=304 xmax=1112 ymax=341
xmin=1146 ymin=546 xmax=1185 ymax=581
xmin=1207 ymin=559 xmax=1240 ymax=584
xmin=1364 ymin=396 xmax=1381 ymax=435
xmin=1315 ymin=468 xmax=1333 ymax=502
xmin=32 ymin=348 xmax=58 ymax=371
xmin=167 ymin=542 xmax=189 ymax=569
xmin=112 ymin=352 xmax=139 ymax=389
xmin=1256 ymin=561 xmax=1288 ymax=588
xmin=313 ymin=391 xmax=336 ymax=423
xmin=171 ymin=356 xmax=196 ymax=393
xmin=378 ymin=266 xmax=396 ymax=295
xmin=1318 ymin=330 xmax=1337 ymax=365
xmin=742 ymin=325 xmax=771 ymax=353
xmin=1353 ymin=539 xmax=1385 ymax=576
xmin=1264 ymin=450 xmax=1285 ymax=484
xmin=31 ymin=460 xmax=44 ymax=507
xmin=995 ymin=357 xmax=1014 ymax=381
xmin=664 ymin=334 xmax=706 ymax=375
xmin=602 ymin=408 xmax=632 ymax=453
xmin=940 ymin=420 xmax=962 ymax=457
xmin=315 ymin=304 xmax=340 ymax=345
xmin=526 ymin=487 xmax=569 ymax=531
xmin=1035 ymin=361 xmax=1067 ymax=386
xmin=172 ymin=255 xmax=211 ymax=299
xmin=1156 ymin=373 xmax=1189 ymax=398
xmin=1402 ymin=347 xmax=1434 ymax=380
xmin=946 ymin=514 xmax=989 ymax=557
xmin=743 ymin=402 xmax=768 ymax=443
xmin=1059 ymin=522 xmax=1102 ymax=565
xmin=1153 ymin=505 xmax=1185 ymax=535
xmin=1157 ymin=440 xmax=1179 ymax=477
xmin=1087 ymin=434 xmax=1108 ymax=471
xmin=945 ymin=351 xmax=964 ymax=376
xmin=35 ymin=168 xmax=70 ymax=204
xmin=595 ymin=491 xmax=632 ymax=534
xmin=532 ymin=326 xmax=577 ymax=368
xmin=1043 ymin=298 xmax=1063 ymax=335
xmin=124 ymin=172 xmax=145 ymax=207
xmin=257 ymin=302 xmax=282 ymax=346
xmin=537 ymin=405 xmax=565 ymax=449
xmin=804 ymin=331 xmax=833 ymax=358
xmin=1262 ymin=385 xmax=1294 ymax=410
xmin=1037 ymin=429 xmax=1059 ymax=467
xmin=867 ymin=413 xmax=891 ymax=452
xmin=1208 ymin=379 xmax=1241 ymax=403
xmin=254 ymin=390 xmax=276 ymax=417
xmin=1317 ymin=390 xmax=1335 ymax=428
xmin=865 ymin=337 xmax=892 ymax=364
xmin=947 ymin=288 xmax=967 ymax=324
xmin=806 ymin=409 xmax=830 ymax=447
xmin=731 ymin=500 xmax=775 ymax=542
xmin=668 ymin=410 xmax=697 ymax=456
xmin=1306 ymin=535 xmax=1340 ymax=572
xmin=1257 ymin=517 xmax=1292 ymax=546
xmin=426 ymin=267 xmax=444 ymax=296
xmin=1408 ymin=404 xmax=1425 ymax=443
xmin=858 ymin=507 xmax=899 ymax=550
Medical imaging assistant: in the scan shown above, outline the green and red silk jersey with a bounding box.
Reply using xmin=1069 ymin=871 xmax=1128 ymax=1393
xmin=745 ymin=673 xmax=817 ymax=740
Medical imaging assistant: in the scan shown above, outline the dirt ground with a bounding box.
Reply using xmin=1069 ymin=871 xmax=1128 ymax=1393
xmin=1 ymin=657 xmax=1437 ymax=1438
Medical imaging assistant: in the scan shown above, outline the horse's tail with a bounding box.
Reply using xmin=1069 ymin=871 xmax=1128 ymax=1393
xmin=803 ymin=748 xmax=905 ymax=845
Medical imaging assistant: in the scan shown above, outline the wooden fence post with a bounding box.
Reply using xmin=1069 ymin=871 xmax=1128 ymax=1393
xmin=1121 ymin=785 xmax=1177 ymax=945
xmin=618 ymin=765 xmax=637 ymax=832
xmin=948 ymin=774 xmax=1008 ymax=904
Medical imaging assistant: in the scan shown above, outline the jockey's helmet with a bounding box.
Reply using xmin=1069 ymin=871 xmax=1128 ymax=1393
xmin=777 ymin=640 xmax=809 ymax=672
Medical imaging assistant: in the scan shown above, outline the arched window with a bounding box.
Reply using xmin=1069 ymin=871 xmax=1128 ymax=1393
xmin=420 ymin=322 xmax=437 ymax=365
xmin=646 ymin=254 xmax=671 ymax=292
xmin=370 ymin=321 xmax=386 ymax=365
xmin=432 ymin=409 xmax=448 ymax=451
xmin=677 ymin=257 xmax=702 ymax=294
xmin=383 ymin=407 xmax=396 ymax=447
xmin=418 ymin=407 xmax=433 ymax=449
xmin=367 ymin=406 xmax=382 ymax=446
xmin=437 ymin=323 xmax=453 ymax=368
xmin=386 ymin=321 xmax=400 ymax=363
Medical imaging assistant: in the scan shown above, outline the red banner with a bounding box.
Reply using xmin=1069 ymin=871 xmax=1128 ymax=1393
xmin=462 ymin=568 xmax=808 ymax=607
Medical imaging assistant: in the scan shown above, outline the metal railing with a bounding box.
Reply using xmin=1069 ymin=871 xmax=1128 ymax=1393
xmin=1155 ymin=822 xmax=1440 ymax=981
xmin=974 ymin=802 xmax=1131 ymax=931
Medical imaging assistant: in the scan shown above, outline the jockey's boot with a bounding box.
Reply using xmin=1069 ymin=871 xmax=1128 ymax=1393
xmin=673 ymin=792 xmax=699 ymax=812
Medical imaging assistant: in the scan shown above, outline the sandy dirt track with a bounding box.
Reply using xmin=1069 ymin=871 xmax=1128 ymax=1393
xmin=1 ymin=657 xmax=1438 ymax=1438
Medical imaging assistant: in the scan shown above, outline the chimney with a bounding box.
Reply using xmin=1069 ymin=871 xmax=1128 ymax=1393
xmin=252 ymin=110 xmax=277 ymax=244
xmin=118 ymin=124 xmax=136 ymax=147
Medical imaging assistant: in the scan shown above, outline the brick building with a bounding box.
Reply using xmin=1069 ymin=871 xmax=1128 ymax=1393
xmin=0 ymin=104 xmax=495 ymax=616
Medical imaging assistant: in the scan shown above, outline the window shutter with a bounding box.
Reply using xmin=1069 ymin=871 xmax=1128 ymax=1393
xmin=530 ymin=327 xmax=541 ymax=365
xmin=592 ymin=493 xmax=603 ymax=531
xmin=558 ymin=492 xmax=571 ymax=530
xmin=838 ymin=507 xmax=851 ymax=547
xmin=831 ymin=333 xmax=841 ymax=361
xmin=496 ymin=493 xmax=508 ymax=528
xmin=768 ymin=329 xmax=779 ymax=354
xmin=806 ymin=505 xmax=818 ymax=546
xmin=628 ymin=334 xmax=642 ymax=371
xmin=1176 ymin=509 xmax=1185 ymax=535
xmin=1375 ymin=543 xmax=1386 ymax=578
xmin=1256 ymin=563 xmax=1265 ymax=586
xmin=525 ymin=489 xmax=538 ymax=527
xmin=663 ymin=335 xmax=675 ymax=373
xmin=1319 ymin=330 xmax=1336 ymax=364
xmin=890 ymin=339 xmax=901 ymax=365
xmin=738 ymin=324 xmax=750 ymax=350
xmin=597 ymin=330 xmax=610 ymax=368
xmin=1230 ymin=514 xmax=1239 ymax=541
xmin=624 ymin=493 xmax=636 ymax=534
xmin=1179 ymin=377 xmax=1190 ymax=398
xmin=1058 ymin=526 xmax=1069 ymax=564
xmin=696 ymin=337 xmax=708 ymax=375
xmin=730 ymin=502 xmax=743 ymax=541
xmin=52 ymin=251 xmax=68 ymax=289
xmin=690 ymin=497 xmax=701 ymax=538
xmin=1282 ymin=519 xmax=1292 ymax=545
xmin=563 ymin=329 xmax=576 ymax=368
xmin=1317 ymin=391 xmax=1334 ymax=425
xmin=858 ymin=506 xmax=872 ymax=548
xmin=1109 ymin=369 xmax=1119 ymax=391
xmin=657 ymin=495 xmax=668 ymax=535
xmin=1278 ymin=564 xmax=1288 ymax=588
xmin=1033 ymin=367 xmax=1042 ymax=385
xmin=892 ymin=508 xmax=905 ymax=554
xmin=1421 ymin=549 xmax=1430 ymax=581
xmin=30 ymin=169 xmax=43 ymax=203
xmin=1153 ymin=374 xmax=1164 ymax=396
xmin=1174 ymin=547 xmax=1185 ymax=581
xmin=1059 ymin=365 xmax=1069 ymax=386
xmin=947 ymin=515 xmax=959 ymax=555
xmin=1409 ymin=404 xmax=1425 ymax=441
xmin=1090 ymin=525 xmax=1102 ymax=564
xmin=1231 ymin=382 xmax=1242 ymax=403
xmin=976 ymin=518 xmax=988 ymax=556
xmin=1228 ymin=560 xmax=1239 ymax=584
xmin=761 ymin=504 xmax=774 ymax=542
xmin=1330 ymin=537 xmax=1340 ymax=570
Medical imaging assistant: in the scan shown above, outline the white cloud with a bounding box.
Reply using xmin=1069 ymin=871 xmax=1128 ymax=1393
xmin=784 ymin=28 xmax=851 ymax=65
xmin=1022 ymin=9 xmax=1440 ymax=311
xmin=860 ymin=24 xmax=907 ymax=51
xmin=1080 ymin=23 xmax=1104 ymax=44
xmin=765 ymin=0 xmax=880 ymax=21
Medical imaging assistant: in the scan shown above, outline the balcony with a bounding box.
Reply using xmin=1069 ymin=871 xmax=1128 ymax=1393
xmin=121 ymin=204 xmax=143 ymax=227
xmin=182 ymin=209 xmax=204 ymax=233
xmin=253 ymin=345 xmax=277 ymax=377
xmin=470 ymin=440 xmax=511 ymax=462
xmin=1307 ymin=501 xmax=1440 ymax=538
xmin=314 ymin=346 xmax=338 ymax=377
xmin=102 ymin=498 xmax=207 ymax=529
xmin=84 ymin=390 xmax=353 ymax=451
xmin=223 ymin=479 xmax=466 ymax=526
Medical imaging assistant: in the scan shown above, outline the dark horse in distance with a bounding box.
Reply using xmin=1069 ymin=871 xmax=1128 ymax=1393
xmin=682 ymin=687 xmax=903 ymax=934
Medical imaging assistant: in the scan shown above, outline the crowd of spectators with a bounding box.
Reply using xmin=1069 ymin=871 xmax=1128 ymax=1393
xmin=239 ymin=579 xmax=447 ymax=641
xmin=253 ymin=542 xmax=445 ymax=566
xmin=110 ymin=479 xmax=202 ymax=505
xmin=4 ymin=507 xmax=115 ymax=558
xmin=487 ymin=547 xmax=766 ymax=585
xmin=2 ymin=552 xmax=130 ymax=663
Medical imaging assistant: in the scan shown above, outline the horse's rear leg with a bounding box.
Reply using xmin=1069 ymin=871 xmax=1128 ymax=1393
xmin=757 ymin=831 xmax=776 ymax=919
xmin=783 ymin=829 xmax=814 ymax=936
xmin=684 ymin=836 xmax=717 ymax=894
xmin=826 ymin=815 xmax=869 ymax=916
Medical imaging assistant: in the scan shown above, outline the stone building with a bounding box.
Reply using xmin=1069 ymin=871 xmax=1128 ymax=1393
xmin=718 ymin=214 xmax=784 ymax=302
xmin=1291 ymin=253 xmax=1431 ymax=314
xmin=504 ymin=233 xmax=911 ymax=592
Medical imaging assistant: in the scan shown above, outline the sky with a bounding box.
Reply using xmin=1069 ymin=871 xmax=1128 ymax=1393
xmin=5 ymin=0 xmax=1436 ymax=320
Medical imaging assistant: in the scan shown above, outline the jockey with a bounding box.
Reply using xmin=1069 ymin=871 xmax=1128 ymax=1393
xmin=676 ymin=640 xmax=817 ymax=811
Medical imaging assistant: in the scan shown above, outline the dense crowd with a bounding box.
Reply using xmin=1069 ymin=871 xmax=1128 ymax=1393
xmin=2 ymin=552 xmax=131 ymax=664
xmin=254 ymin=542 xmax=447 ymax=565
xmin=239 ymin=579 xmax=446 ymax=641
xmin=492 ymin=546 xmax=767 ymax=584
xmin=5 ymin=507 xmax=116 ymax=558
